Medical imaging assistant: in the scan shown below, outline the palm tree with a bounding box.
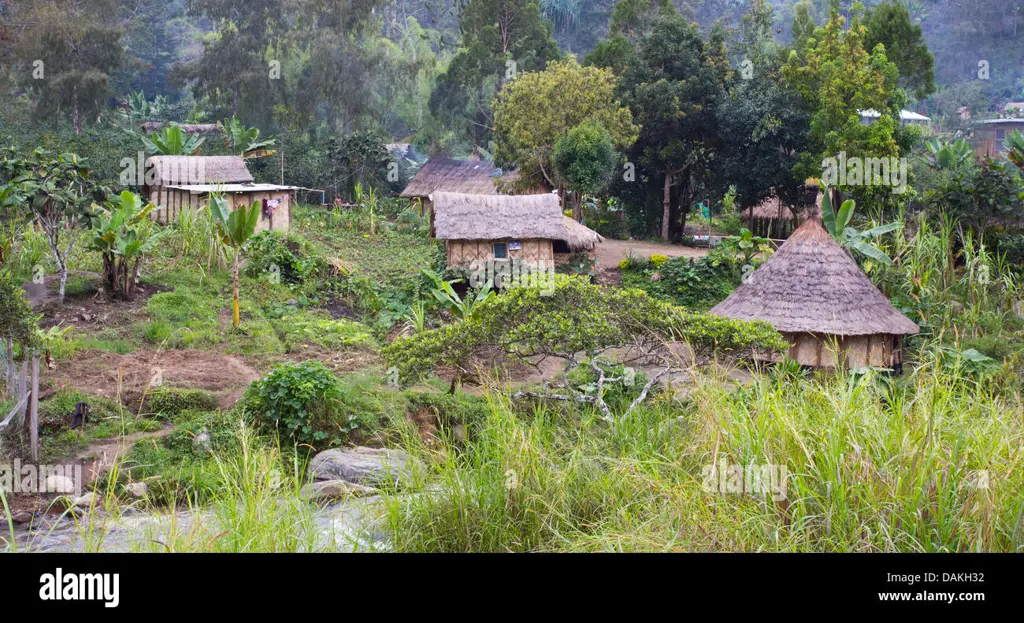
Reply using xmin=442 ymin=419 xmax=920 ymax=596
xmin=209 ymin=193 xmax=260 ymax=328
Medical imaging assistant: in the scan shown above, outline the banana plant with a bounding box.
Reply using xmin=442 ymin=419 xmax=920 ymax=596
xmin=421 ymin=268 xmax=493 ymax=321
xmin=209 ymin=193 xmax=261 ymax=328
xmin=218 ymin=116 xmax=276 ymax=159
xmin=142 ymin=125 xmax=205 ymax=156
xmin=86 ymin=190 xmax=166 ymax=299
xmin=922 ymin=137 xmax=975 ymax=171
xmin=820 ymin=187 xmax=901 ymax=266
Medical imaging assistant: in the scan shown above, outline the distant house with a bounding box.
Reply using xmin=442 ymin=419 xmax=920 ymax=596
xmin=858 ymin=109 xmax=931 ymax=127
xmin=430 ymin=192 xmax=602 ymax=276
xmin=711 ymin=219 xmax=918 ymax=369
xmin=740 ymin=186 xmax=822 ymax=239
xmin=399 ymin=158 xmax=537 ymax=228
xmin=143 ymin=155 xmax=296 ymax=232
xmin=972 ymin=118 xmax=1024 ymax=158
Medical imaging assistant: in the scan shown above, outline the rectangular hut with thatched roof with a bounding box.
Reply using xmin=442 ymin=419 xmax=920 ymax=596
xmin=430 ymin=192 xmax=603 ymax=277
xmin=143 ymin=155 xmax=296 ymax=233
xmin=710 ymin=218 xmax=919 ymax=369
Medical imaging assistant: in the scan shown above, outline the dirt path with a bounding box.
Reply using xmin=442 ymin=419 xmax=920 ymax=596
xmin=595 ymin=239 xmax=708 ymax=285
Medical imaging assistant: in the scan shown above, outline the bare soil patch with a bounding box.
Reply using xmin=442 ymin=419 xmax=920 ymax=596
xmin=46 ymin=349 xmax=261 ymax=409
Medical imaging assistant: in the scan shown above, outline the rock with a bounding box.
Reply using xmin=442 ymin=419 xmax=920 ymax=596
xmin=79 ymin=312 xmax=93 ymax=322
xmin=44 ymin=474 xmax=76 ymax=494
xmin=11 ymin=510 xmax=33 ymax=525
xmin=300 ymin=480 xmax=377 ymax=503
xmin=72 ymin=492 xmax=98 ymax=508
xmin=308 ymin=446 xmax=422 ymax=488
xmin=126 ymin=482 xmax=149 ymax=498
xmin=286 ymin=298 xmax=299 ymax=306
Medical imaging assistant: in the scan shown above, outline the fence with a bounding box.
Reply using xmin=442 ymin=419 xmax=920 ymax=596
xmin=0 ymin=338 xmax=39 ymax=461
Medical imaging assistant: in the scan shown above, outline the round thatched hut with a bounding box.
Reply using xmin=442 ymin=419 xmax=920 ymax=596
xmin=710 ymin=219 xmax=919 ymax=368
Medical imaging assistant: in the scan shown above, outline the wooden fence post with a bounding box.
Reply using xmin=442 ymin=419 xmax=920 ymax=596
xmin=5 ymin=338 xmax=13 ymax=393
xmin=29 ymin=352 xmax=39 ymax=462
xmin=17 ymin=359 xmax=28 ymax=422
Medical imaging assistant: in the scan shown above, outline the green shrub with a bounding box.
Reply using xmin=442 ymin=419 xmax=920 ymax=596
xmin=244 ymin=360 xmax=342 ymax=448
xmin=244 ymin=231 xmax=323 ymax=284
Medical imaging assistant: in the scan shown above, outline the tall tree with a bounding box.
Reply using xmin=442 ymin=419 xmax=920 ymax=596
xmin=863 ymin=1 xmax=935 ymax=100
xmin=13 ymin=0 xmax=125 ymax=134
xmin=781 ymin=5 xmax=906 ymax=209
xmin=492 ymin=57 xmax=637 ymax=218
xmin=617 ymin=11 xmax=731 ymax=241
xmin=716 ymin=0 xmax=810 ymax=212
xmin=430 ymin=0 xmax=561 ymax=154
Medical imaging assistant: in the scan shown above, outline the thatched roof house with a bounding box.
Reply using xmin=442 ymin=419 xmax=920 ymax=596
xmin=142 ymin=156 xmax=294 ymax=233
xmin=741 ymin=188 xmax=822 ymax=239
xmin=431 ymin=192 xmax=602 ymax=274
xmin=145 ymin=155 xmax=254 ymax=186
xmin=710 ymin=219 xmax=918 ymax=368
xmin=400 ymin=158 xmax=520 ymax=198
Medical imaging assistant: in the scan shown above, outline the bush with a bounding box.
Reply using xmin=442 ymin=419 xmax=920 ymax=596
xmin=649 ymin=254 xmax=668 ymax=268
xmin=244 ymin=231 xmax=323 ymax=284
xmin=244 ymin=360 xmax=343 ymax=448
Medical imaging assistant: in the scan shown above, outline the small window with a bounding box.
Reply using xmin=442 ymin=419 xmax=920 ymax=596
xmin=493 ymin=242 xmax=508 ymax=259
xmin=552 ymin=240 xmax=571 ymax=254
xmin=996 ymin=129 xmax=1006 ymax=140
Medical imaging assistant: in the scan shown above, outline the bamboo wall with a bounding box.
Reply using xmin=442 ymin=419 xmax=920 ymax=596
xmin=775 ymin=332 xmax=903 ymax=368
xmin=147 ymin=187 xmax=291 ymax=233
xmin=446 ymin=238 xmax=554 ymax=267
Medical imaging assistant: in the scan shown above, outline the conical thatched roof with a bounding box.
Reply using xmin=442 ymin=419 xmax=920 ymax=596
xmin=710 ymin=219 xmax=918 ymax=336
xmin=431 ymin=192 xmax=603 ymax=251
xmin=400 ymin=158 xmax=520 ymax=197
xmin=145 ymin=156 xmax=253 ymax=186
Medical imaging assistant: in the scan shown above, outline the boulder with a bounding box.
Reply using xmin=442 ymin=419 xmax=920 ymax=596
xmin=308 ymin=446 xmax=422 ymax=488
xmin=299 ymin=479 xmax=377 ymax=503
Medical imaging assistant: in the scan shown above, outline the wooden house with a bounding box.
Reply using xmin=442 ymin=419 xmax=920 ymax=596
xmin=143 ymin=155 xmax=296 ymax=233
xmin=710 ymin=219 xmax=918 ymax=369
xmin=972 ymin=118 xmax=1024 ymax=159
xmin=430 ymin=192 xmax=603 ymax=274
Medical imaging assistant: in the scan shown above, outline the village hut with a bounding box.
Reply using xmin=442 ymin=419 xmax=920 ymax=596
xmin=143 ymin=155 xmax=297 ymax=233
xmin=710 ymin=219 xmax=918 ymax=369
xmin=400 ymin=158 xmax=537 ymax=229
xmin=430 ymin=192 xmax=603 ymax=276
xmin=741 ymin=186 xmax=822 ymax=239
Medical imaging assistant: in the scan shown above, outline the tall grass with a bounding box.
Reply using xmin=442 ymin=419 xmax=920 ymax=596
xmin=380 ymin=363 xmax=1024 ymax=552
